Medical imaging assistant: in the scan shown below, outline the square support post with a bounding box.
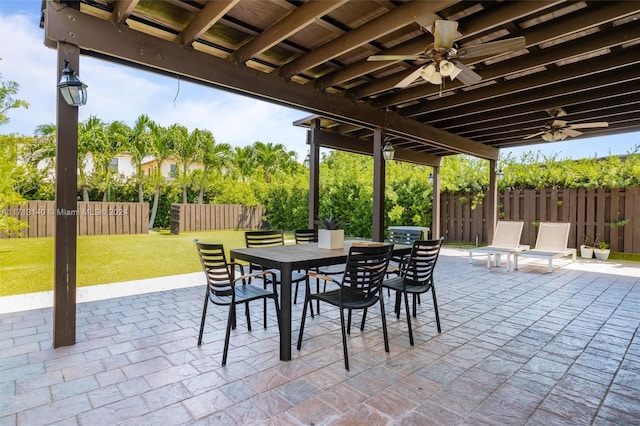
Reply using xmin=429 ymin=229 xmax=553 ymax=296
xmin=487 ymin=159 xmax=498 ymax=245
xmin=53 ymin=43 xmax=79 ymax=347
xmin=372 ymin=129 xmax=385 ymax=242
xmin=308 ymin=119 xmax=320 ymax=228
xmin=432 ymin=167 xmax=440 ymax=238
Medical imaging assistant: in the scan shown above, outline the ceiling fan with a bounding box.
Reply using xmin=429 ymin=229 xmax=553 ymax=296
xmin=523 ymin=108 xmax=609 ymax=142
xmin=367 ymin=17 xmax=526 ymax=88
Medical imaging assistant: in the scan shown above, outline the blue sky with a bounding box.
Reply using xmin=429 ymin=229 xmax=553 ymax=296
xmin=1 ymin=0 xmax=638 ymax=162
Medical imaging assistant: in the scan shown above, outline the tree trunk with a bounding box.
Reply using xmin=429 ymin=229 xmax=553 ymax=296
xmin=149 ymin=184 xmax=160 ymax=229
xmin=82 ymin=184 xmax=89 ymax=202
xmin=183 ymin=186 xmax=188 ymax=204
xmin=198 ymin=187 xmax=204 ymax=204
xmin=103 ymin=192 xmax=107 ymax=202
xmin=138 ymin=182 xmax=144 ymax=203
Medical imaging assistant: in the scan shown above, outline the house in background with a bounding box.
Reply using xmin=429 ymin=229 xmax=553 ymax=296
xmin=141 ymin=156 xmax=204 ymax=179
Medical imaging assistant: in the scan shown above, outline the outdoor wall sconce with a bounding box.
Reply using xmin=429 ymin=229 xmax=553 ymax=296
xmin=58 ymin=59 xmax=88 ymax=106
xmin=496 ymin=168 xmax=505 ymax=181
xmin=382 ymin=138 xmax=395 ymax=161
xmin=303 ymin=151 xmax=310 ymax=168
xmin=428 ymin=173 xmax=434 ymax=185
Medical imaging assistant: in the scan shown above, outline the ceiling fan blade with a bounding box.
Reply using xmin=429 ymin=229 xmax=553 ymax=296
xmin=367 ymin=55 xmax=424 ymax=62
xmin=561 ymin=128 xmax=583 ymax=137
xmin=551 ymin=120 xmax=568 ymax=128
xmin=523 ymin=132 xmax=544 ymax=140
xmin=456 ymin=36 xmax=526 ymax=58
xmin=394 ymin=67 xmax=424 ymax=88
xmin=453 ymin=61 xmax=482 ymax=85
xmin=568 ymin=122 xmax=609 ymax=129
xmin=433 ymin=20 xmax=458 ymax=50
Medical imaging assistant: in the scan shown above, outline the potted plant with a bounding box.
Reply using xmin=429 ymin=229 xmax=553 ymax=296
xmin=594 ymin=240 xmax=610 ymax=260
xmin=580 ymin=234 xmax=594 ymax=259
xmin=315 ymin=214 xmax=347 ymax=249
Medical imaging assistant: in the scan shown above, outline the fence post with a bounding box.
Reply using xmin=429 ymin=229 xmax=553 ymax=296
xmin=170 ymin=204 xmax=180 ymax=235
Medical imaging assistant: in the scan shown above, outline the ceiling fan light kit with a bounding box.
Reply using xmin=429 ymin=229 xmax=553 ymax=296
xmin=524 ymin=108 xmax=609 ymax=141
xmin=367 ymin=18 xmax=525 ymax=90
xmin=439 ymin=60 xmax=462 ymax=79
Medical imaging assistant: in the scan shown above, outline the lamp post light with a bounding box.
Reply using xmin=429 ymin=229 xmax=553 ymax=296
xmin=382 ymin=139 xmax=395 ymax=161
xmin=57 ymin=59 xmax=88 ymax=106
xmin=303 ymin=151 xmax=310 ymax=168
xmin=496 ymin=168 xmax=505 ymax=181
xmin=428 ymin=172 xmax=434 ymax=185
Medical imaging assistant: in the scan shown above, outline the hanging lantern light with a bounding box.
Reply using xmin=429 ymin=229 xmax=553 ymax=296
xmin=57 ymin=59 xmax=88 ymax=106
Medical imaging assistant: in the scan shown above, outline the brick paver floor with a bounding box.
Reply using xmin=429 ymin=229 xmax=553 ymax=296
xmin=1 ymin=248 xmax=639 ymax=425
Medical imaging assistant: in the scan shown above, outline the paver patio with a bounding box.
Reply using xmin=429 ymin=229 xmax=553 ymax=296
xmin=1 ymin=247 xmax=639 ymax=425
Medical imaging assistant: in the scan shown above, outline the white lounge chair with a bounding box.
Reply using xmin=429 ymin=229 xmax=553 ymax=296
xmin=468 ymin=221 xmax=528 ymax=271
xmin=514 ymin=222 xmax=577 ymax=273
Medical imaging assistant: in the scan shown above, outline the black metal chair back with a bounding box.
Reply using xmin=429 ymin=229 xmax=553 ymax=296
xmin=245 ymin=230 xmax=285 ymax=248
xmin=294 ymin=229 xmax=318 ymax=244
xmin=402 ymin=238 xmax=443 ymax=284
xmin=389 ymin=228 xmax=423 ymax=246
xmin=195 ymin=241 xmax=235 ymax=299
xmin=341 ymin=245 xmax=393 ymax=303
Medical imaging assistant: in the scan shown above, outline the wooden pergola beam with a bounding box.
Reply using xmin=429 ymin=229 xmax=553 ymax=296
xmin=177 ymin=0 xmax=240 ymax=47
xmin=233 ymin=0 xmax=348 ymax=65
xmin=111 ymin=0 xmax=139 ymax=25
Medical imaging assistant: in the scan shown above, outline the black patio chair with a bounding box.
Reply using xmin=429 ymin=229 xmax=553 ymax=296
xmin=195 ymin=240 xmax=280 ymax=366
xmin=244 ymin=230 xmax=307 ymax=306
xmin=297 ymin=243 xmax=394 ymax=371
xmin=383 ymin=237 xmax=443 ymax=346
xmin=294 ymin=229 xmax=345 ymax=313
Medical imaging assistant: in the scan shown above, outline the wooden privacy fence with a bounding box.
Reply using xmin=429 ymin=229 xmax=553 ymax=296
xmin=170 ymin=204 xmax=264 ymax=234
xmin=2 ymin=201 xmax=149 ymax=238
xmin=441 ymin=188 xmax=640 ymax=254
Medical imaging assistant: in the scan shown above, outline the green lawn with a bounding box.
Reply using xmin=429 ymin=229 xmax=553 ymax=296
xmin=0 ymin=230 xmax=252 ymax=297
xmin=2 ymin=232 xmax=637 ymax=297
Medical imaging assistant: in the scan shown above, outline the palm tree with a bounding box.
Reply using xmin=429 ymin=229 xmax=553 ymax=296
xmin=128 ymin=114 xmax=154 ymax=203
xmin=171 ymin=124 xmax=196 ymax=204
xmin=232 ymin=145 xmax=256 ymax=182
xmin=193 ymin=131 xmax=231 ymax=204
xmin=94 ymin=120 xmax=130 ymax=201
xmin=147 ymin=123 xmax=174 ymax=229
xmin=78 ymin=116 xmax=106 ymax=201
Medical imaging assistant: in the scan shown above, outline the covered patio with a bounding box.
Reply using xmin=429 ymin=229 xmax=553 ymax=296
xmin=2 ymin=249 xmax=639 ymax=424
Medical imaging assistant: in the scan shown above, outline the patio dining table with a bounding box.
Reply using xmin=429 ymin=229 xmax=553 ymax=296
xmin=230 ymin=240 xmax=411 ymax=361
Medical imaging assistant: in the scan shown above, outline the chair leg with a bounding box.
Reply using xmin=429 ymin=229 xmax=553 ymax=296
xmin=245 ymin=301 xmax=252 ymax=331
xmin=432 ymin=284 xmax=441 ymax=333
xmin=198 ymin=292 xmax=209 ymax=345
xmin=395 ymin=291 xmax=402 ymax=319
xmin=340 ymin=308 xmax=350 ymax=371
xmin=222 ymin=306 xmax=234 ymax=366
xmin=347 ymin=310 xmax=352 ymax=334
xmin=404 ymin=291 xmax=414 ymax=346
xmin=231 ymin=305 xmax=237 ymax=330
xmin=379 ymin=295 xmax=390 ymax=353
xmin=412 ymin=294 xmax=417 ymax=318
xmin=294 ymin=281 xmax=299 ymax=304
xmin=360 ymin=308 xmax=367 ymax=331
xmin=297 ymin=293 xmax=311 ymax=350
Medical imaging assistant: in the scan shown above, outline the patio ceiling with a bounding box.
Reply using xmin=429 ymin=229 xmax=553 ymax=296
xmin=42 ymin=0 xmax=640 ymax=162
